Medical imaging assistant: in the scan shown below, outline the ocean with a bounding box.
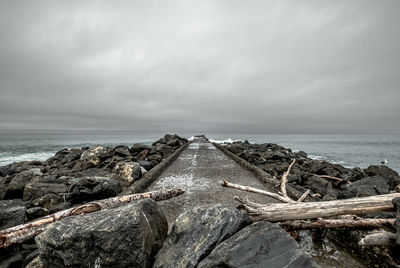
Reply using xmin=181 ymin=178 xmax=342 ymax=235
xmin=0 ymin=133 xmax=399 ymax=174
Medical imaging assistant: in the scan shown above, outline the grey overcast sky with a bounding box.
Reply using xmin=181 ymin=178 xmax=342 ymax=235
xmin=0 ymin=0 xmax=399 ymax=134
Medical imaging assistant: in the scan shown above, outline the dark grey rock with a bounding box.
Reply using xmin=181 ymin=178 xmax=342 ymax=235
xmin=392 ymin=197 xmax=400 ymax=245
xmin=130 ymin=143 xmax=151 ymax=154
xmin=138 ymin=160 xmax=152 ymax=171
xmin=114 ymin=146 xmax=131 ymax=157
xmin=364 ymin=165 xmax=400 ymax=190
xmin=30 ymin=193 xmax=65 ymax=209
xmin=198 ymin=221 xmax=318 ymax=268
xmin=347 ymin=167 xmax=367 ymax=182
xmin=27 ymin=207 xmax=49 ymax=221
xmin=1 ymin=168 xmax=42 ymax=199
xmin=68 ymin=176 xmax=120 ymax=204
xmin=0 ymin=165 xmax=15 ymax=177
xmin=23 ymin=183 xmax=67 ymax=201
xmin=36 ymin=199 xmax=167 ymax=268
xmin=342 ymin=175 xmax=390 ymax=199
xmin=153 ymin=205 xmax=252 ymax=268
xmin=0 ymin=199 xmax=26 ymax=230
xmin=303 ymin=176 xmax=332 ymax=196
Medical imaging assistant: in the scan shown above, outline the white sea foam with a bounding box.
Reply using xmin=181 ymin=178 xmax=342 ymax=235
xmin=208 ymin=138 xmax=239 ymax=144
xmin=0 ymin=152 xmax=55 ymax=166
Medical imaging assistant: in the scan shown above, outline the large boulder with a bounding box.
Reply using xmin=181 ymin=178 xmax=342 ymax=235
xmin=364 ymin=165 xmax=400 ymax=190
xmin=341 ymin=175 xmax=390 ymax=199
xmin=303 ymin=176 xmax=332 ymax=196
xmin=35 ymin=199 xmax=167 ymax=268
xmin=79 ymin=146 xmax=111 ymax=168
xmin=68 ymin=177 xmax=121 ymax=204
xmin=130 ymin=144 xmax=151 ymax=154
xmin=23 ymin=183 xmax=67 ymax=201
xmin=153 ymin=205 xmax=252 ymax=268
xmin=0 ymin=199 xmax=26 ymax=230
xmin=113 ymin=161 xmax=142 ymax=184
xmin=198 ymin=221 xmax=318 ymax=268
xmin=1 ymin=168 xmax=43 ymax=200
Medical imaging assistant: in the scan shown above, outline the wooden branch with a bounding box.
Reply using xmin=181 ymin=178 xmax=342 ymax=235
xmin=280 ymin=218 xmax=395 ymax=230
xmin=0 ymin=188 xmax=185 ymax=249
xmin=311 ymin=174 xmax=348 ymax=183
xmin=297 ymin=189 xmax=310 ymax=203
xmin=221 ymin=179 xmax=292 ymax=203
xmin=281 ymin=159 xmax=296 ymax=202
xmin=234 ymin=193 xmax=400 ymax=222
xmin=359 ymin=230 xmax=397 ymax=246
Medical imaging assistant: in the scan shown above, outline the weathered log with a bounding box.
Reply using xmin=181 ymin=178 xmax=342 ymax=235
xmin=281 ymin=159 xmax=296 ymax=202
xmin=359 ymin=230 xmax=397 ymax=246
xmin=280 ymin=218 xmax=395 ymax=230
xmin=0 ymin=188 xmax=185 ymax=248
xmin=221 ymin=179 xmax=293 ymax=203
xmin=235 ymin=193 xmax=400 ymax=222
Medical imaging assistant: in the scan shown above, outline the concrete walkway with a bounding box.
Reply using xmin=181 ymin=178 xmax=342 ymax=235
xmin=146 ymin=137 xmax=276 ymax=227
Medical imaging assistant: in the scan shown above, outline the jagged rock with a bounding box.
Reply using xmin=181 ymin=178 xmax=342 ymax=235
xmin=68 ymin=177 xmax=120 ymax=204
xmin=23 ymin=183 xmax=67 ymax=201
xmin=341 ymin=175 xmax=390 ymax=199
xmin=138 ymin=160 xmax=152 ymax=171
xmin=1 ymin=168 xmax=43 ymax=200
xmin=25 ymin=256 xmax=44 ymax=268
xmin=130 ymin=143 xmax=151 ymax=154
xmin=114 ymin=146 xmax=131 ymax=157
xmin=198 ymin=221 xmax=318 ymax=268
xmin=0 ymin=165 xmax=15 ymax=177
xmin=26 ymin=207 xmax=49 ymax=221
xmin=364 ymin=165 xmax=400 ymax=190
xmin=348 ymin=167 xmax=367 ymax=182
xmin=303 ymin=176 xmax=332 ymax=196
xmin=113 ymin=161 xmax=142 ymax=183
xmin=147 ymin=153 xmax=162 ymax=162
xmin=153 ymin=205 xmax=252 ymax=268
xmin=36 ymin=199 xmax=167 ymax=268
xmin=79 ymin=146 xmax=111 ymax=168
xmin=0 ymin=199 xmax=26 ymax=229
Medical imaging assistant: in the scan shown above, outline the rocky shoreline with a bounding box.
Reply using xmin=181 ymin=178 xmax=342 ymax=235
xmin=1 ymin=135 xmax=400 ymax=267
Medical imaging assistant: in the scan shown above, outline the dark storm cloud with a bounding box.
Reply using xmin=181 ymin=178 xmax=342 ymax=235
xmin=0 ymin=0 xmax=399 ymax=134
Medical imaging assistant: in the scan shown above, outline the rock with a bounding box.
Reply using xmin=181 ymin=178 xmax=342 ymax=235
xmin=68 ymin=177 xmax=121 ymax=204
xmin=61 ymin=149 xmax=82 ymax=164
xmin=23 ymin=183 xmax=67 ymax=201
xmin=30 ymin=193 xmax=65 ymax=209
xmin=392 ymin=197 xmax=400 ymax=245
xmin=198 ymin=221 xmax=318 ymax=268
xmin=26 ymin=207 xmax=49 ymax=221
xmin=303 ymin=176 xmax=332 ymax=196
xmin=36 ymin=199 xmax=167 ymax=268
xmin=0 ymin=199 xmax=26 ymax=229
xmin=113 ymin=161 xmax=142 ymax=183
xmin=364 ymin=165 xmax=400 ymax=190
xmin=114 ymin=146 xmax=131 ymax=157
xmin=147 ymin=153 xmax=162 ymax=162
xmin=138 ymin=160 xmax=152 ymax=171
xmin=79 ymin=146 xmax=111 ymax=167
xmin=341 ymin=175 xmax=390 ymax=199
xmin=25 ymin=256 xmax=44 ymax=268
xmin=0 ymin=165 xmax=15 ymax=177
xmin=153 ymin=205 xmax=252 ymax=268
xmin=1 ymin=168 xmax=43 ymax=199
xmin=348 ymin=167 xmax=367 ymax=182
xmin=130 ymin=143 xmax=151 ymax=154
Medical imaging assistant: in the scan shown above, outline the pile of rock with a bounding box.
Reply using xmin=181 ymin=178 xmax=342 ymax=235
xmin=223 ymin=141 xmax=400 ymax=201
xmin=0 ymin=134 xmax=187 ymax=267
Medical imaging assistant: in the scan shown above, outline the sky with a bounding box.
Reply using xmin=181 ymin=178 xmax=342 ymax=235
xmin=0 ymin=0 xmax=399 ymax=135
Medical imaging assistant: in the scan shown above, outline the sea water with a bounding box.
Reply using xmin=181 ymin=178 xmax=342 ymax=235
xmin=0 ymin=133 xmax=399 ymax=173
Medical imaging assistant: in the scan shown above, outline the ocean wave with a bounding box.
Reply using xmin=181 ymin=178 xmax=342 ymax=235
xmin=208 ymin=138 xmax=239 ymax=144
xmin=0 ymin=152 xmax=55 ymax=166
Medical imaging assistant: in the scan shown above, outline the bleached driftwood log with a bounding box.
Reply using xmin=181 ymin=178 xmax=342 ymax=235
xmin=235 ymin=193 xmax=400 ymax=222
xmin=280 ymin=218 xmax=395 ymax=230
xmin=280 ymin=159 xmax=296 ymax=202
xmin=0 ymin=188 xmax=185 ymax=249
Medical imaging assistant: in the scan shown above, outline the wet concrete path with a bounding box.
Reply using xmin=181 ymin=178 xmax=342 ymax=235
xmin=146 ymin=137 xmax=276 ymax=227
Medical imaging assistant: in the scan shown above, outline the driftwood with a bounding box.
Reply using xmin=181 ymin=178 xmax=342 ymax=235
xmin=0 ymin=188 xmax=185 ymax=249
xmin=280 ymin=218 xmax=395 ymax=230
xmin=234 ymin=193 xmax=400 ymax=222
xmin=281 ymin=159 xmax=296 ymax=202
xmin=359 ymin=230 xmax=397 ymax=246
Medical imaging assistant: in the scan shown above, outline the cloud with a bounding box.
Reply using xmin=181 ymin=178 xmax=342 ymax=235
xmin=0 ymin=0 xmax=399 ymax=134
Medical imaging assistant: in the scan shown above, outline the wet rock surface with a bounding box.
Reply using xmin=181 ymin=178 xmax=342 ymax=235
xmin=153 ymin=205 xmax=252 ymax=268
xmin=36 ymin=199 xmax=167 ymax=268
xmin=198 ymin=221 xmax=318 ymax=268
